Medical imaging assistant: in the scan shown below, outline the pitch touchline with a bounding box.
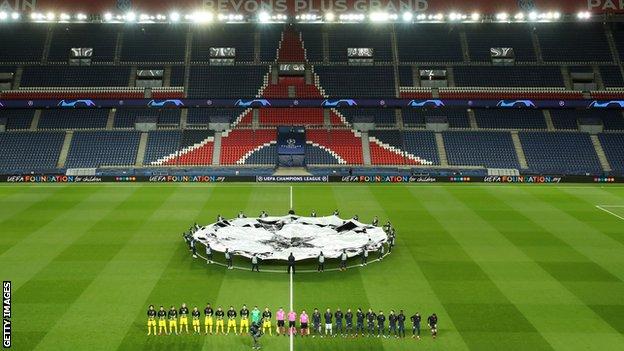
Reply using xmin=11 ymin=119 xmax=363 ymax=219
xmin=289 ymin=269 xmax=294 ymax=351
xmin=595 ymin=205 xmax=624 ymax=221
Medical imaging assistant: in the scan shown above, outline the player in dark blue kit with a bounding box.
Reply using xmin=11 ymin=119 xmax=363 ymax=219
xmin=376 ymin=311 xmax=386 ymax=338
xmin=355 ymin=308 xmax=365 ymax=337
xmin=312 ymin=308 xmax=321 ymax=337
xmin=345 ymin=308 xmax=353 ymax=337
xmin=334 ymin=308 xmax=344 ymax=337
xmin=388 ymin=310 xmax=397 ymax=337
xmin=366 ymin=309 xmax=376 ymax=337
xmin=411 ymin=312 xmax=421 ymax=339
xmin=397 ymin=310 xmax=406 ymax=338
xmin=427 ymin=313 xmax=438 ymax=339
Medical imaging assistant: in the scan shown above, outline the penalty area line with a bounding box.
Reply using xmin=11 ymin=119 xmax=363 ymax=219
xmin=595 ymin=205 xmax=624 ymax=221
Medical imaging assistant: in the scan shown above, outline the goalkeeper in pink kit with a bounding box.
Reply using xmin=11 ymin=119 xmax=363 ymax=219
xmin=300 ymin=310 xmax=310 ymax=337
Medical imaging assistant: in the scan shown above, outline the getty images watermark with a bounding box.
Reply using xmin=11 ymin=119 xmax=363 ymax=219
xmin=2 ymin=281 xmax=10 ymax=348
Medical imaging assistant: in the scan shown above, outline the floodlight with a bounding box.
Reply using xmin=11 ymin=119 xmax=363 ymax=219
xmin=470 ymin=13 xmax=480 ymax=21
xmin=46 ymin=12 xmax=55 ymax=21
xmin=170 ymin=12 xmax=180 ymax=22
xmin=125 ymin=12 xmax=136 ymax=22
xmin=11 ymin=12 xmax=19 ymax=20
xmin=325 ymin=12 xmax=335 ymax=22
xmin=402 ymin=12 xmax=413 ymax=22
xmin=258 ymin=11 xmax=270 ymax=22
xmin=103 ymin=12 xmax=113 ymax=21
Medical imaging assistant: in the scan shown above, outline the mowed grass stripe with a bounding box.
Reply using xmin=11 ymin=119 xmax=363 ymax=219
xmin=407 ymin=187 xmax=554 ymax=351
xmin=556 ymin=186 xmax=624 ymax=245
xmin=451 ymin=187 xmax=624 ymax=350
xmin=8 ymin=186 xmax=140 ymax=350
xmin=33 ymin=185 xmax=211 ymax=351
xmin=488 ymin=187 xmax=624 ymax=343
xmin=0 ymin=186 xmax=117 ymax=290
xmin=508 ymin=187 xmax=624 ymax=282
xmin=205 ymin=185 xmax=290 ymax=351
xmin=367 ymin=185 xmax=471 ymax=351
xmin=25 ymin=186 xmax=175 ymax=351
xmin=113 ymin=185 xmax=225 ymax=351
xmin=0 ymin=185 xmax=64 ymax=223
xmin=293 ymin=185 xmax=384 ymax=351
xmin=0 ymin=186 xmax=97 ymax=256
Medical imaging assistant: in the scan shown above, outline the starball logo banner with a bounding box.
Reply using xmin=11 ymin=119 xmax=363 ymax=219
xmin=11 ymin=0 xmax=624 ymax=15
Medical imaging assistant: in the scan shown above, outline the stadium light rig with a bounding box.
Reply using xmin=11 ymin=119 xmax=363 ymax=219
xmin=402 ymin=12 xmax=413 ymax=22
xmin=577 ymin=11 xmax=591 ymax=20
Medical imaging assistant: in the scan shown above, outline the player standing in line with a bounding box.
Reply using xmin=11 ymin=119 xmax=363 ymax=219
xmin=260 ymin=210 xmax=268 ymax=218
xmin=226 ymin=306 xmax=238 ymax=335
xmin=324 ymin=308 xmax=333 ymax=337
xmin=192 ymin=307 xmax=201 ymax=334
xmin=312 ymin=308 xmax=321 ymax=337
xmin=397 ymin=310 xmax=406 ymax=338
xmin=317 ymin=251 xmax=325 ymax=272
xmin=204 ymin=303 xmax=214 ymax=335
xmin=378 ymin=243 xmax=385 ymax=260
xmin=388 ymin=310 xmax=397 ymax=338
xmin=251 ymin=306 xmax=261 ymax=326
xmin=361 ymin=246 xmax=368 ymax=266
xmin=366 ymin=309 xmax=376 ymax=337
xmin=240 ymin=305 xmax=250 ymax=334
xmin=179 ymin=303 xmax=190 ymax=334
xmin=190 ymin=238 xmax=197 ymax=258
xmin=168 ymin=306 xmax=178 ymax=335
xmin=339 ymin=250 xmax=347 ymax=271
xmin=205 ymin=243 xmax=213 ymax=264
xmin=411 ymin=312 xmax=421 ymax=339
xmin=276 ymin=307 xmax=286 ymax=336
xmin=157 ymin=306 xmax=167 ymax=335
xmin=311 ymin=210 xmax=317 ymax=217
xmin=333 ymin=209 xmax=339 ymax=216
xmin=215 ymin=306 xmax=225 ymax=335
xmin=288 ymin=309 xmax=297 ymax=336
xmin=238 ymin=211 xmax=246 ymax=218
xmin=388 ymin=231 xmax=396 ymax=253
xmin=147 ymin=305 xmax=157 ymax=336
xmin=372 ymin=216 xmax=379 ymax=226
xmin=300 ymin=310 xmax=309 ymax=337
xmin=261 ymin=307 xmax=273 ymax=336
xmin=355 ymin=308 xmax=365 ymax=337
xmin=427 ymin=313 xmax=438 ymax=339
xmin=345 ymin=308 xmax=353 ymax=337
xmin=334 ymin=308 xmax=344 ymax=337
xmin=376 ymin=311 xmax=386 ymax=338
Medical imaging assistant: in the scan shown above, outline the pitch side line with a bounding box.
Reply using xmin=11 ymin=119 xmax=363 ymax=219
xmin=289 ymin=186 xmax=293 ymax=209
xmin=595 ymin=205 xmax=624 ymax=221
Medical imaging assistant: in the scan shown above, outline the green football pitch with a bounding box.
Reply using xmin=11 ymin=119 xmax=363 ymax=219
xmin=2 ymin=183 xmax=624 ymax=351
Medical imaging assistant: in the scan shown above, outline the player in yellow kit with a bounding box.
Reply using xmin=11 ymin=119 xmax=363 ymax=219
xmin=262 ymin=307 xmax=273 ymax=336
xmin=192 ymin=307 xmax=201 ymax=334
xmin=157 ymin=306 xmax=168 ymax=335
xmin=204 ymin=303 xmax=214 ymax=335
xmin=215 ymin=306 xmax=225 ymax=335
xmin=239 ymin=304 xmax=250 ymax=334
xmin=147 ymin=305 xmax=157 ymax=336
xmin=168 ymin=305 xmax=179 ymax=335
xmin=179 ymin=303 xmax=190 ymax=334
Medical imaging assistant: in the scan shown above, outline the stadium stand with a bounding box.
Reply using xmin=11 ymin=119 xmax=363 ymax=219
xmin=192 ymin=25 xmax=255 ymax=62
xmin=0 ymin=24 xmax=47 ymax=62
xmin=48 ymin=24 xmax=118 ymax=62
xmin=187 ymin=66 xmax=268 ymax=98
xmin=3 ymin=110 xmax=35 ymax=130
xmin=20 ymin=66 xmax=131 ymax=87
xmin=465 ymin=24 xmax=536 ymax=62
xmin=599 ymin=133 xmax=624 ymax=172
xmin=537 ymin=23 xmax=612 ymax=62
xmin=474 ymin=110 xmax=547 ymax=130
xmin=0 ymin=132 xmax=65 ymax=172
xmin=443 ymin=131 xmax=521 ymax=168
xmin=114 ymin=109 xmax=181 ymax=128
xmin=144 ymin=130 xmax=183 ymax=165
xmin=520 ymin=132 xmax=603 ymax=174
xmin=65 ymin=131 xmax=141 ymax=168
xmin=0 ymin=22 xmax=623 ymax=177
xmin=39 ymin=109 xmax=109 ymax=130
xmin=396 ymin=24 xmax=463 ymax=62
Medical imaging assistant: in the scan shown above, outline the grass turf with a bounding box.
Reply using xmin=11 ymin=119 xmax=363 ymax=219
xmin=1 ymin=183 xmax=624 ymax=351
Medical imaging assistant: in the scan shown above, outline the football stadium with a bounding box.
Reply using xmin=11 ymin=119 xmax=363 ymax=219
xmin=1 ymin=0 xmax=624 ymax=350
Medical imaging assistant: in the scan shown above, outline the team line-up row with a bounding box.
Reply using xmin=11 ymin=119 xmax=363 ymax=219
xmin=146 ymin=304 xmax=439 ymax=339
